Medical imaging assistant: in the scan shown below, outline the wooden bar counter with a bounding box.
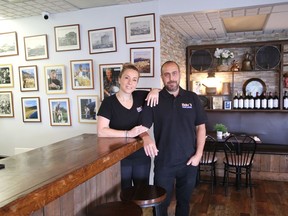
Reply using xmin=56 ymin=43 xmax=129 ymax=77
xmin=0 ymin=134 xmax=143 ymax=216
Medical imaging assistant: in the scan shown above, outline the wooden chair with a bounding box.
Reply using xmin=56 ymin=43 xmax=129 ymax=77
xmin=223 ymin=134 xmax=257 ymax=197
xmin=120 ymin=184 xmax=166 ymax=216
xmin=197 ymin=135 xmax=218 ymax=193
xmin=87 ymin=201 xmax=142 ymax=216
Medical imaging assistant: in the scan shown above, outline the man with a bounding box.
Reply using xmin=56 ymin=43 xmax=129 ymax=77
xmin=103 ymin=68 xmax=119 ymax=98
xmin=48 ymin=69 xmax=62 ymax=90
xmin=140 ymin=61 xmax=207 ymax=216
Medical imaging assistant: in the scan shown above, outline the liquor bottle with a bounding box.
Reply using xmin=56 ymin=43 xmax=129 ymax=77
xmin=284 ymin=91 xmax=288 ymax=110
xmin=273 ymin=92 xmax=279 ymax=109
xmin=254 ymin=92 xmax=261 ymax=109
xmin=248 ymin=92 xmax=254 ymax=109
xmin=238 ymin=92 xmax=244 ymax=109
xmin=261 ymin=92 xmax=267 ymax=109
xmin=267 ymin=92 xmax=273 ymax=109
xmin=233 ymin=92 xmax=239 ymax=109
xmin=243 ymin=92 xmax=249 ymax=109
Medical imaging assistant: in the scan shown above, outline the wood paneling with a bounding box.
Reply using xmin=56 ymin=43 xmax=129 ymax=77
xmin=0 ymin=134 xmax=142 ymax=215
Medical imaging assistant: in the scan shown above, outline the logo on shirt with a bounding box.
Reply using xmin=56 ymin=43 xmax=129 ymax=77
xmin=137 ymin=106 xmax=143 ymax=112
xmin=182 ymin=103 xmax=192 ymax=109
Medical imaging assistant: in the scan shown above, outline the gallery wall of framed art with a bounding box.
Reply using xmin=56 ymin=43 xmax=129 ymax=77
xmin=0 ymin=1 xmax=160 ymax=156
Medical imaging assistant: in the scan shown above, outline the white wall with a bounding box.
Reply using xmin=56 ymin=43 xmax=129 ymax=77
xmin=0 ymin=1 xmax=161 ymax=156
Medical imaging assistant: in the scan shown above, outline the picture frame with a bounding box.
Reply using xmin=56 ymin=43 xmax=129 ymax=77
xmin=0 ymin=64 xmax=13 ymax=88
xmin=88 ymin=27 xmax=117 ymax=54
xmin=70 ymin=59 xmax=94 ymax=90
xmin=24 ymin=34 xmax=48 ymax=61
xmin=44 ymin=65 xmax=66 ymax=94
xmin=99 ymin=63 xmax=123 ymax=101
xmin=77 ymin=95 xmax=99 ymax=123
xmin=0 ymin=32 xmax=18 ymax=57
xmin=19 ymin=65 xmax=38 ymax=92
xmin=224 ymin=100 xmax=232 ymax=110
xmin=54 ymin=24 xmax=81 ymax=52
xmin=130 ymin=47 xmax=154 ymax=77
xmin=48 ymin=98 xmax=71 ymax=126
xmin=0 ymin=91 xmax=14 ymax=118
xmin=125 ymin=13 xmax=156 ymax=44
xmin=212 ymin=96 xmax=223 ymax=110
xmin=21 ymin=97 xmax=41 ymax=122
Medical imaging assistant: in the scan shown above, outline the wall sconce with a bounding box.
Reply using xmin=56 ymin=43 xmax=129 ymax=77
xmin=203 ymin=72 xmax=219 ymax=87
xmin=202 ymin=72 xmax=222 ymax=95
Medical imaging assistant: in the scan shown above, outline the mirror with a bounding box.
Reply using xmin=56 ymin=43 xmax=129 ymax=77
xmin=190 ymin=49 xmax=213 ymax=71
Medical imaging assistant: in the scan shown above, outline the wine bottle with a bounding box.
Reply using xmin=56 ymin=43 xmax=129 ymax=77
xmin=249 ymin=92 xmax=254 ymax=109
xmin=273 ymin=92 xmax=279 ymax=109
xmin=233 ymin=92 xmax=239 ymax=109
xmin=267 ymin=92 xmax=273 ymax=109
xmin=284 ymin=91 xmax=288 ymax=110
xmin=255 ymin=92 xmax=261 ymax=109
xmin=261 ymin=92 xmax=267 ymax=109
xmin=243 ymin=92 xmax=249 ymax=109
xmin=238 ymin=92 xmax=244 ymax=109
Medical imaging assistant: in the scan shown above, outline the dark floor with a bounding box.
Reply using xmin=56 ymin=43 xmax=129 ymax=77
xmin=143 ymin=179 xmax=288 ymax=216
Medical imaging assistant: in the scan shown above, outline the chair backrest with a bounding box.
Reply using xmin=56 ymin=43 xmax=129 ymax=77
xmin=201 ymin=135 xmax=217 ymax=164
xmin=223 ymin=134 xmax=257 ymax=167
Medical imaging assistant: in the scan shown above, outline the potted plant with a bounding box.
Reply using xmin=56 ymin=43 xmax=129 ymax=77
xmin=213 ymin=123 xmax=228 ymax=139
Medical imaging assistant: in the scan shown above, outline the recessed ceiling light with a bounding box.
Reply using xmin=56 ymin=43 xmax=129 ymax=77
xmin=223 ymin=15 xmax=267 ymax=33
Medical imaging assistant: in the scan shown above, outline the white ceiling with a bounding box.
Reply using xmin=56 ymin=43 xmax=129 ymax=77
xmin=1 ymin=0 xmax=288 ymax=42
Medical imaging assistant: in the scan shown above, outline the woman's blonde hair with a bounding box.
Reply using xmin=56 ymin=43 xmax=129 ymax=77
xmin=119 ymin=63 xmax=140 ymax=78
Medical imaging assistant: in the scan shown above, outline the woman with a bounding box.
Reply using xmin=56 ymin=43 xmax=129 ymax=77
xmin=97 ymin=63 xmax=158 ymax=189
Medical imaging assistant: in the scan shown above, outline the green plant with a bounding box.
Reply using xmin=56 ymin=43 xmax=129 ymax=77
xmin=213 ymin=123 xmax=227 ymax=132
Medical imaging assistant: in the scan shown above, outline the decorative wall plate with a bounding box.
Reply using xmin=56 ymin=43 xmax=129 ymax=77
xmin=190 ymin=49 xmax=213 ymax=71
xmin=243 ymin=78 xmax=266 ymax=97
xmin=256 ymin=46 xmax=280 ymax=70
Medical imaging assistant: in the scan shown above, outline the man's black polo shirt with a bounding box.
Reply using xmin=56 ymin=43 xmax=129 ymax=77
xmin=140 ymin=87 xmax=208 ymax=167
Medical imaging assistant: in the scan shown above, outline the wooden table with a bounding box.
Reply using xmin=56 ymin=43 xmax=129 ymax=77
xmin=0 ymin=134 xmax=143 ymax=216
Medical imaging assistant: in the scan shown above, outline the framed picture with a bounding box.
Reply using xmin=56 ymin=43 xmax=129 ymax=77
xmin=130 ymin=47 xmax=154 ymax=77
xmin=19 ymin=65 xmax=38 ymax=92
xmin=88 ymin=27 xmax=117 ymax=54
xmin=44 ymin=65 xmax=66 ymax=94
xmin=70 ymin=59 xmax=94 ymax=89
xmin=48 ymin=98 xmax=71 ymax=126
xmin=21 ymin=97 xmax=41 ymax=122
xmin=77 ymin=95 xmax=99 ymax=123
xmin=99 ymin=63 xmax=123 ymax=101
xmin=0 ymin=32 xmax=18 ymax=57
xmin=24 ymin=34 xmax=48 ymax=61
xmin=0 ymin=64 xmax=13 ymax=88
xmin=212 ymin=96 xmax=223 ymax=110
xmin=54 ymin=24 xmax=81 ymax=51
xmin=0 ymin=91 xmax=14 ymax=118
xmin=125 ymin=13 xmax=156 ymax=44
xmin=224 ymin=100 xmax=232 ymax=110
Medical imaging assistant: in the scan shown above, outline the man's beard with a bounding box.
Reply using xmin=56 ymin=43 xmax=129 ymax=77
xmin=165 ymin=81 xmax=179 ymax=92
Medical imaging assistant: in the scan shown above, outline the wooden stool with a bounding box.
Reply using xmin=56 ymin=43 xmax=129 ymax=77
xmin=120 ymin=185 xmax=166 ymax=216
xmin=87 ymin=201 xmax=142 ymax=216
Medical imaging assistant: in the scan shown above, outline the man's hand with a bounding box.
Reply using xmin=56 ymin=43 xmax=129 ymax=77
xmin=145 ymin=88 xmax=160 ymax=107
xmin=142 ymin=135 xmax=159 ymax=157
xmin=186 ymin=154 xmax=202 ymax=166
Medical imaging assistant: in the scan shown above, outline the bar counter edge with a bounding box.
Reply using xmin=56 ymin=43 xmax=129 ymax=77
xmin=0 ymin=133 xmax=143 ymax=215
